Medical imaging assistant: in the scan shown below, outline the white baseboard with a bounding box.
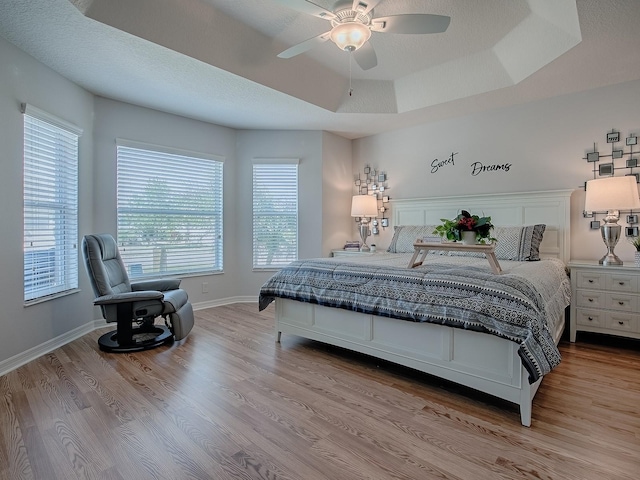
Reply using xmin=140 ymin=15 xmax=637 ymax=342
xmin=0 ymin=319 xmax=106 ymax=377
xmin=0 ymin=296 xmax=257 ymax=377
xmin=192 ymin=295 xmax=257 ymax=310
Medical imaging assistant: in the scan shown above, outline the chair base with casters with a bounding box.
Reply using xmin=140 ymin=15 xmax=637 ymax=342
xmin=98 ymin=304 xmax=174 ymax=353
xmin=82 ymin=233 xmax=195 ymax=353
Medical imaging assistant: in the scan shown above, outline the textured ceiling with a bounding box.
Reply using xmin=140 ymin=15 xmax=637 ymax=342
xmin=1 ymin=0 xmax=639 ymax=139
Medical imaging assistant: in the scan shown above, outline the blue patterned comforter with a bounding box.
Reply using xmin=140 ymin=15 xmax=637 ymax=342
xmin=259 ymin=256 xmax=571 ymax=383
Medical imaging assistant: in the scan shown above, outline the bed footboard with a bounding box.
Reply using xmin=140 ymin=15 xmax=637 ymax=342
xmin=275 ymin=298 xmax=563 ymax=427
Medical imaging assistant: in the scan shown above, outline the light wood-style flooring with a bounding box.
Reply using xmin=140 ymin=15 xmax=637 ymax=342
xmin=1 ymin=303 xmax=639 ymax=479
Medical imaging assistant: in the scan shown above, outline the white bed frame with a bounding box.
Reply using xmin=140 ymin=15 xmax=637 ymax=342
xmin=275 ymin=190 xmax=573 ymax=426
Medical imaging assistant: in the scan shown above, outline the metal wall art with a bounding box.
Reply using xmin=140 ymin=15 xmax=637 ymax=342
xmin=354 ymin=165 xmax=390 ymax=235
xmin=582 ymin=129 xmax=639 ymax=234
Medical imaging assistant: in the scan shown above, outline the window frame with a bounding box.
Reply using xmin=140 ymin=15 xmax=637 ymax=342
xmin=116 ymin=139 xmax=224 ymax=279
xmin=22 ymin=104 xmax=82 ymax=304
xmin=252 ymin=158 xmax=299 ymax=270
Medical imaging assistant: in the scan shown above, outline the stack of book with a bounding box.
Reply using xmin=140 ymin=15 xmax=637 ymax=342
xmin=343 ymin=240 xmax=361 ymax=251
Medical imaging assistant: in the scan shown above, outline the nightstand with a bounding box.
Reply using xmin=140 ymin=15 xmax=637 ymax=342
xmin=569 ymin=261 xmax=640 ymax=342
xmin=331 ymin=249 xmax=379 ymax=257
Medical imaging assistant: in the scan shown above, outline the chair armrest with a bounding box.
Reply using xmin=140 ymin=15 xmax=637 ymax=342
xmin=131 ymin=279 xmax=181 ymax=292
xmin=94 ymin=290 xmax=164 ymax=306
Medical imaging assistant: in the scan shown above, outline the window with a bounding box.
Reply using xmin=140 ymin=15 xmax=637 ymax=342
xmin=116 ymin=140 xmax=223 ymax=278
xmin=23 ymin=104 xmax=81 ymax=302
xmin=252 ymin=159 xmax=299 ymax=269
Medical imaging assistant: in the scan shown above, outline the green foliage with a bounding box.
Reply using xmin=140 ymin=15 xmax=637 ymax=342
xmin=432 ymin=210 xmax=495 ymax=243
xmin=629 ymin=236 xmax=640 ymax=251
xmin=253 ymin=180 xmax=298 ymax=266
xmin=118 ymin=177 xmax=221 ymax=274
xmin=432 ymin=218 xmax=460 ymax=241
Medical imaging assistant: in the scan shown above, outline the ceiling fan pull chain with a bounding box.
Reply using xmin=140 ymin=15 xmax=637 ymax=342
xmin=349 ymin=51 xmax=353 ymax=96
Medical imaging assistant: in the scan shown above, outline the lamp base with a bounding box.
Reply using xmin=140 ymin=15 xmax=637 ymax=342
xmin=599 ymin=253 xmax=623 ymax=266
xmin=358 ymin=222 xmax=370 ymax=252
xmin=599 ymin=222 xmax=623 ymax=266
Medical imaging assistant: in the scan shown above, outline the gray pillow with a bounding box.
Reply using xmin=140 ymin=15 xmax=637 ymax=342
xmin=495 ymin=224 xmax=546 ymax=261
xmin=387 ymin=225 xmax=441 ymax=253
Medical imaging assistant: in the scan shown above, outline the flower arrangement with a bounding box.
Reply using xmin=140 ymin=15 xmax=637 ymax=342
xmin=433 ymin=210 xmax=495 ymax=244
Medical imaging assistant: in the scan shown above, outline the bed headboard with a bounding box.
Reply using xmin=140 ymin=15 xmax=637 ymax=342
xmin=390 ymin=190 xmax=573 ymax=263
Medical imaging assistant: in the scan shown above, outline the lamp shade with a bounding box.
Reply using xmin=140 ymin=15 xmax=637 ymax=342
xmin=330 ymin=22 xmax=371 ymax=51
xmin=351 ymin=195 xmax=378 ymax=217
xmin=585 ymin=176 xmax=640 ymax=212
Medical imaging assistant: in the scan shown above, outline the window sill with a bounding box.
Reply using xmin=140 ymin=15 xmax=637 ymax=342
xmin=24 ymin=288 xmax=81 ymax=307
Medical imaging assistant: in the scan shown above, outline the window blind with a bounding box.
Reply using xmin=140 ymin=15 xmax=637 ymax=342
xmin=23 ymin=105 xmax=80 ymax=302
xmin=116 ymin=141 xmax=224 ymax=278
xmin=252 ymin=160 xmax=299 ymax=269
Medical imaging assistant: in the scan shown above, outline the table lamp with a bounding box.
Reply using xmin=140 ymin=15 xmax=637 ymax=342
xmin=351 ymin=194 xmax=378 ymax=252
xmin=584 ymin=176 xmax=640 ymax=265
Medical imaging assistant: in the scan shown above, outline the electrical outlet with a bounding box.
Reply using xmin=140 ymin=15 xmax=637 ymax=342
xmin=201 ymin=282 xmax=209 ymax=293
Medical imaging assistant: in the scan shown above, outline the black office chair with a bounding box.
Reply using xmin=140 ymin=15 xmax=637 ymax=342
xmin=82 ymin=233 xmax=194 ymax=352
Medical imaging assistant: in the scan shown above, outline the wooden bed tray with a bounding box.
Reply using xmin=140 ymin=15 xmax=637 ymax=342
xmin=409 ymin=241 xmax=502 ymax=273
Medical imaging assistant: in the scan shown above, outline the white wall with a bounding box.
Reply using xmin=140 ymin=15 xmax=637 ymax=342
xmin=93 ymin=97 xmax=239 ymax=304
xmin=3 ymin=29 xmax=640 ymax=369
xmin=0 ymin=35 xmax=351 ymax=368
xmin=353 ymin=79 xmax=640 ymax=263
xmin=322 ymin=132 xmax=354 ymax=256
xmin=0 ymin=37 xmax=96 ymax=362
xmin=235 ymin=130 xmax=329 ymax=295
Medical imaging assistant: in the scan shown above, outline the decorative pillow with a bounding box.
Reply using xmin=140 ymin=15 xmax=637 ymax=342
xmin=496 ymin=224 xmax=546 ymax=261
xmin=449 ymin=225 xmax=546 ymax=261
xmin=387 ymin=225 xmax=441 ymax=253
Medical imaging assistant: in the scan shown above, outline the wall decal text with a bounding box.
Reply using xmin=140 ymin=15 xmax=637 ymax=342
xmin=430 ymin=151 xmax=458 ymax=174
xmin=470 ymin=162 xmax=512 ymax=176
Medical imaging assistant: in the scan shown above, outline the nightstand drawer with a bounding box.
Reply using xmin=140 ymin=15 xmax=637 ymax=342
xmin=576 ymin=271 xmax=606 ymax=290
xmin=605 ymin=292 xmax=637 ymax=312
xmin=575 ymin=309 xmax=606 ymax=328
xmin=606 ymin=274 xmax=638 ymax=292
xmin=576 ymin=290 xmax=606 ymax=309
xmin=570 ymin=262 xmax=640 ymax=342
xmin=607 ymin=313 xmax=637 ymax=333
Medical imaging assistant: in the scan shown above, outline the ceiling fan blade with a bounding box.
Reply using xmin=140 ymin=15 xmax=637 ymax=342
xmin=352 ymin=0 xmax=384 ymax=16
xmin=371 ymin=14 xmax=451 ymax=34
xmin=277 ymin=31 xmax=332 ymax=59
xmin=353 ymin=41 xmax=377 ymax=70
xmin=273 ymin=0 xmax=336 ymax=20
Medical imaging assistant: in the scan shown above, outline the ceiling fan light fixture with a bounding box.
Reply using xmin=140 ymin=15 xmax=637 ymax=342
xmin=330 ymin=22 xmax=371 ymax=51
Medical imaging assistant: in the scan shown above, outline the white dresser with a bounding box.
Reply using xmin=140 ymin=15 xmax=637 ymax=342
xmin=569 ymin=261 xmax=640 ymax=342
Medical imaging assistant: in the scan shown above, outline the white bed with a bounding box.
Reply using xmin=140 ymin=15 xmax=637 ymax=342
xmin=271 ymin=190 xmax=572 ymax=426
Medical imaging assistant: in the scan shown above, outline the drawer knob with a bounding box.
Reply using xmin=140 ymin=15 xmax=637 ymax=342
xmin=588 ymin=279 xmax=594 ymax=283
xmin=619 ymin=282 xmax=625 ymax=286
xmin=619 ymin=301 xmax=625 ymax=305
xmin=588 ymin=316 xmax=594 ymax=321
xmin=618 ymin=321 xmax=625 ymax=325
xmin=588 ymin=298 xmax=594 ymax=302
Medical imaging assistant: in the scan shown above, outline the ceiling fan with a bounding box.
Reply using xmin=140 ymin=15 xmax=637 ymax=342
xmin=274 ymin=0 xmax=450 ymax=70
